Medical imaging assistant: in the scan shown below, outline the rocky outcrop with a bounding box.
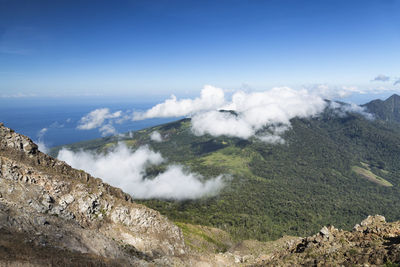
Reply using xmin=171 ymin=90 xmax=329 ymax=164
xmin=0 ymin=123 xmax=185 ymax=265
xmin=256 ymin=215 xmax=400 ymax=266
xmin=0 ymin=122 xmax=38 ymax=155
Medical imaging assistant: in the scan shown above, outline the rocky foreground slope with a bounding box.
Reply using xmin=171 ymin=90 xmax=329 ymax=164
xmin=1 ymin=122 xmax=400 ymax=266
xmin=0 ymin=123 xmax=186 ymax=266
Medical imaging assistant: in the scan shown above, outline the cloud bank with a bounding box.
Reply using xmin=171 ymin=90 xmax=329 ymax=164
xmin=134 ymin=86 xmax=327 ymax=143
xmin=329 ymin=101 xmax=374 ymax=120
xmin=57 ymin=144 xmax=224 ymax=200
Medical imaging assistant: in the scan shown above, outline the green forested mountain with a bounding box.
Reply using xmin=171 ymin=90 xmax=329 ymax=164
xmin=52 ymin=95 xmax=400 ymax=241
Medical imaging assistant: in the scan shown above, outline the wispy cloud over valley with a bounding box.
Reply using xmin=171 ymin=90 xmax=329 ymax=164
xmin=58 ymin=144 xmax=225 ymax=200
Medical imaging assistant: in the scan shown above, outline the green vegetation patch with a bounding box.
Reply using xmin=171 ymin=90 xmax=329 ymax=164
xmin=104 ymin=142 xmax=117 ymax=149
xmin=194 ymin=146 xmax=269 ymax=183
xmin=123 ymin=140 xmax=137 ymax=147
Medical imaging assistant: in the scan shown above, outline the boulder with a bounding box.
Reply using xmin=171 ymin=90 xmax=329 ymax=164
xmin=360 ymin=215 xmax=386 ymax=226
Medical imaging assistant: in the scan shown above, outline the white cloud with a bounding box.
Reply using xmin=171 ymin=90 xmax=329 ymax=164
xmin=37 ymin=140 xmax=49 ymax=153
xmin=257 ymin=125 xmax=289 ymax=144
xmin=329 ymin=101 xmax=374 ymax=120
xmin=150 ymin=131 xmax=163 ymax=142
xmin=38 ymin=127 xmax=48 ymax=137
xmin=77 ymin=108 xmax=123 ymax=136
xmin=35 ymin=127 xmax=49 ymax=153
xmin=373 ymin=74 xmax=390 ymax=82
xmin=133 ymin=85 xmax=225 ymax=120
xmin=78 ymin=108 xmax=122 ymax=130
xmin=191 ymin=111 xmax=254 ymax=139
xmin=258 ymin=134 xmax=285 ymax=144
xmin=99 ymin=124 xmax=117 ymax=136
xmin=57 ymin=144 xmax=225 ymax=200
xmin=394 ymin=79 xmax=400 ymax=86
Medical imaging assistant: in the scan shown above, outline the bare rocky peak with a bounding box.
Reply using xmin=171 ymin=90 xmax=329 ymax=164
xmin=0 ymin=123 xmax=186 ymax=266
xmin=0 ymin=122 xmax=38 ymax=155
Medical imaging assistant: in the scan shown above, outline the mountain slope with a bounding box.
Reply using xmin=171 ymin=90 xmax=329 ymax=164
xmin=0 ymin=123 xmax=186 ymax=265
xmin=52 ymin=95 xmax=400 ymax=242
xmin=363 ymin=93 xmax=400 ymax=123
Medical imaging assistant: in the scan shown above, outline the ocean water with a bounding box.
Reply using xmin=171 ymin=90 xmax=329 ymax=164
xmin=0 ymin=97 xmax=177 ymax=148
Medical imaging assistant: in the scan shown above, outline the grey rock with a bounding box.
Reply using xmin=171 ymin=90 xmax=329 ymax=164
xmin=353 ymin=223 xmax=361 ymax=232
xmin=60 ymin=194 xmax=74 ymax=207
xmin=320 ymin=226 xmax=330 ymax=238
xmin=34 ymin=216 xmax=49 ymax=225
xmin=50 ymin=206 xmax=64 ymax=215
xmin=42 ymin=193 xmax=54 ymax=203
xmin=360 ymin=215 xmax=386 ymax=226
xmin=30 ymin=201 xmax=47 ymax=213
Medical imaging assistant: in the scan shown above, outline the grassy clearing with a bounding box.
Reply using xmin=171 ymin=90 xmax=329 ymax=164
xmin=201 ymin=149 xmax=249 ymax=174
xmin=352 ymin=165 xmax=393 ymax=187
xmin=175 ymin=222 xmax=232 ymax=253
xmin=197 ymin=146 xmax=266 ymax=181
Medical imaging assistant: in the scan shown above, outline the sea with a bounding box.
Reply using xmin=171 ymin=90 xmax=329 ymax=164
xmin=0 ymin=96 xmax=178 ymax=148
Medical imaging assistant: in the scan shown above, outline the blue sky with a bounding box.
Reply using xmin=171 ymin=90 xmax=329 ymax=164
xmin=1 ymin=0 xmax=400 ymax=99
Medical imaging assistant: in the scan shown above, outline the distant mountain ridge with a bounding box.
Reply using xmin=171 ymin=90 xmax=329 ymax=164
xmin=363 ymin=94 xmax=400 ymax=123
